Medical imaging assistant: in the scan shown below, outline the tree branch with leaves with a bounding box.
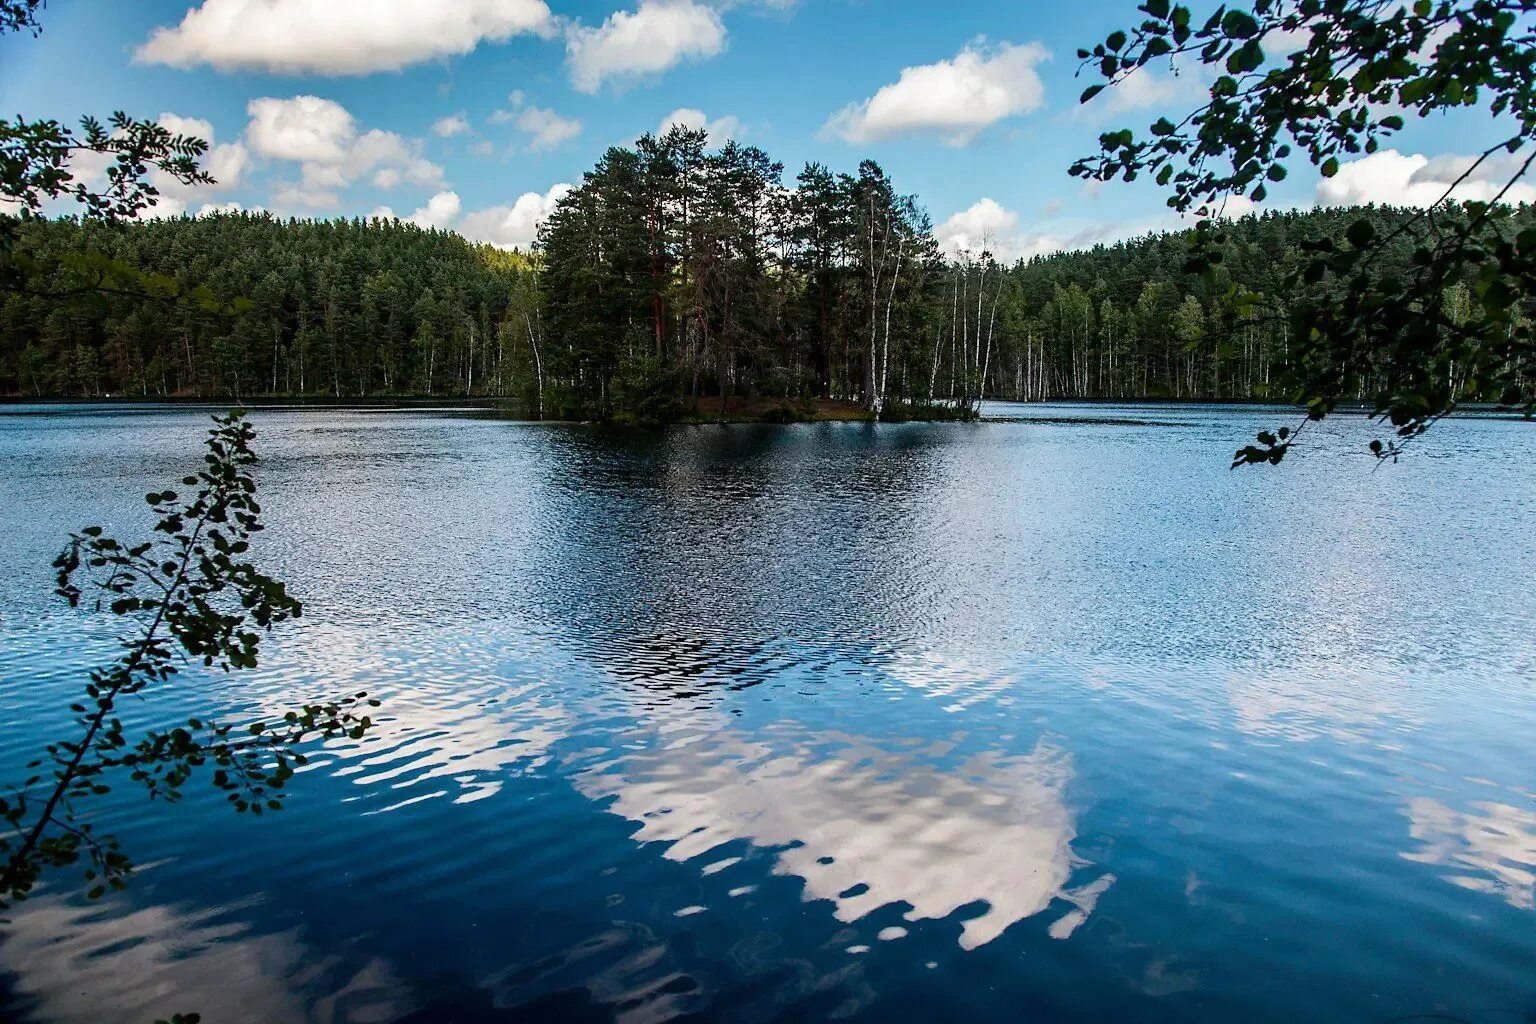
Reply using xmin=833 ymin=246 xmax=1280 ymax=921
xmin=1 ymin=0 xmax=218 ymax=305
xmin=0 ymin=412 xmax=379 ymax=911
xmin=1074 ymin=0 xmax=1536 ymax=465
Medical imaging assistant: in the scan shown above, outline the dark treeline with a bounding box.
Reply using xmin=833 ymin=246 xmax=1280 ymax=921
xmin=1009 ymin=203 xmax=1536 ymax=403
xmin=3 ymin=133 xmax=1530 ymax=416
xmin=0 ymin=214 xmax=538 ymax=401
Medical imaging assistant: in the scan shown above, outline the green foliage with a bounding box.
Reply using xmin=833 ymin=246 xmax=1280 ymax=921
xmin=538 ymin=129 xmax=950 ymax=420
xmin=0 ymin=0 xmax=44 ymax=36
xmin=0 ymin=412 xmax=380 ymax=911
xmin=1 ymin=2 xmax=210 ymax=236
xmin=1 ymin=0 xmax=228 ymax=331
xmin=0 ymin=214 xmax=528 ymax=400
xmin=0 ymin=112 xmax=211 ymax=231
xmin=1075 ymin=0 xmax=1536 ymax=463
xmin=612 ymin=348 xmax=689 ymax=424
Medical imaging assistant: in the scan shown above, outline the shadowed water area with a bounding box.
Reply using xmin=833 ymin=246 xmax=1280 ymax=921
xmin=0 ymin=403 xmax=1533 ymax=1023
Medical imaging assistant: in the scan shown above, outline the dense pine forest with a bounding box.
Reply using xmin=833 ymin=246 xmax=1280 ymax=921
xmin=2 ymin=126 xmax=1530 ymax=416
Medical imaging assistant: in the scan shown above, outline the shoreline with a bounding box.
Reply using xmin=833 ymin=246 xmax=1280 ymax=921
xmin=1 ymin=396 xmax=1528 ymax=424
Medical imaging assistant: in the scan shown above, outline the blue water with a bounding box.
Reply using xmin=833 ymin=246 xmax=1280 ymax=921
xmin=0 ymin=403 xmax=1532 ymax=1024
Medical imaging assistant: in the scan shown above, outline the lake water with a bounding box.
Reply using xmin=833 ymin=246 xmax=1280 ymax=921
xmin=0 ymin=403 xmax=1533 ymax=1024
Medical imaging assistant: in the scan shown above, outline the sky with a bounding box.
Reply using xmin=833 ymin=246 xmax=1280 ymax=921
xmin=0 ymin=0 xmax=1524 ymax=260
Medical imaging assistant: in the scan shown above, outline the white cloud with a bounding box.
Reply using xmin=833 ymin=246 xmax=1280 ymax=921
xmin=197 ymin=201 xmax=247 ymax=216
xmin=271 ymin=185 xmax=340 ymax=212
xmin=144 ymin=197 xmax=189 ymax=219
xmin=1078 ymin=68 xmax=1206 ymax=119
xmin=932 ymin=191 xmax=1261 ymax=264
xmin=516 ymin=105 xmax=583 ymax=152
xmin=1264 ymin=23 xmax=1313 ymax=54
xmin=950 ymin=212 xmax=1196 ymax=264
xmin=152 ymin=112 xmax=248 ymax=212
xmin=566 ymin=0 xmax=727 ymax=93
xmin=136 ymin=0 xmax=555 ymax=75
xmin=936 ymin=198 xmax=1021 ymax=260
xmin=246 ymin=96 xmax=445 ymax=205
xmin=246 ymin=96 xmax=354 ymax=163
xmin=205 ymin=142 xmax=250 ymax=189
xmin=459 ymin=184 xmax=573 ymax=249
xmin=470 ymin=140 xmax=498 ymax=157
xmin=1317 ymin=149 xmax=1536 ymax=208
xmin=489 ymin=93 xmax=582 ymax=152
xmin=657 ymin=106 xmax=742 ymax=142
xmin=1210 ymin=193 xmax=1260 ymax=219
xmin=935 ymin=199 xmax=1191 ymax=264
xmin=405 ymin=190 xmax=463 ymax=230
xmin=157 ymin=113 xmax=215 ymax=142
xmin=824 ymin=41 xmax=1049 ymax=147
xmin=432 ymin=113 xmax=472 ymax=138
xmin=1404 ymin=797 xmax=1536 ymax=909
xmin=377 ymin=184 xmax=569 ymax=248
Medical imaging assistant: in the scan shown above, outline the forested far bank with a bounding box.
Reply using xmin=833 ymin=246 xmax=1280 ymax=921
xmin=0 ymin=215 xmax=538 ymax=403
xmin=2 ymin=136 xmax=1531 ymax=416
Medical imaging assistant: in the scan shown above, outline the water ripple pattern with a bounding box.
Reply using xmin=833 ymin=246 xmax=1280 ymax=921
xmin=0 ymin=403 xmax=1532 ymax=1024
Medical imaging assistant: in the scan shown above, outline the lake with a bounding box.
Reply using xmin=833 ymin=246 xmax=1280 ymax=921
xmin=0 ymin=403 xmax=1532 ymax=1024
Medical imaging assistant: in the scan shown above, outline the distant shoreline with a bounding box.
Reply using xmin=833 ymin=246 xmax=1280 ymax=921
xmin=0 ymin=396 xmax=1528 ymax=423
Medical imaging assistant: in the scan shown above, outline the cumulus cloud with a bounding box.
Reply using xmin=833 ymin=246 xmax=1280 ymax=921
xmin=197 ymin=201 xmax=248 ymax=217
xmin=936 ymin=198 xmax=1021 ymax=260
xmin=432 ymin=113 xmax=472 ymax=138
xmin=405 ymin=190 xmax=463 ymax=230
xmin=157 ymin=113 xmax=215 ymax=143
xmin=517 ymin=106 xmax=583 ymax=152
xmin=1317 ymin=149 xmax=1536 ymax=208
xmin=489 ymin=93 xmax=582 ymax=152
xmin=1010 ymin=222 xmax=1159 ymax=261
xmin=1078 ymin=68 xmax=1206 ymax=119
xmin=1209 ymin=193 xmax=1260 ymax=219
xmin=136 ymin=0 xmax=555 ymax=75
xmin=824 ymin=41 xmax=1049 ymax=147
xmin=271 ymin=185 xmax=340 ymax=211
xmin=657 ymin=106 xmax=742 ymax=141
xmin=61 ymin=143 xmax=209 ymax=221
xmin=96 ymin=112 xmax=252 ymax=219
xmin=937 ymin=198 xmax=1206 ymax=264
xmin=246 ymin=96 xmax=354 ymax=163
xmin=245 ymin=96 xmax=445 ymax=204
xmin=460 ymin=184 xmax=574 ymax=249
xmin=376 ymin=184 xmax=569 ymax=248
xmin=158 ymin=112 xmax=249 ymax=193
xmin=566 ymin=0 xmax=727 ymax=93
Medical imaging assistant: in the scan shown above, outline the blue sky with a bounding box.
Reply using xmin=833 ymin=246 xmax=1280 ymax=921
xmin=0 ymin=0 xmax=1519 ymax=257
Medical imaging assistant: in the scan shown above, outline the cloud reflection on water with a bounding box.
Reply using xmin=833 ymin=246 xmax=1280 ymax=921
xmin=0 ymin=890 xmax=414 ymax=1024
xmin=576 ymin=720 xmax=1111 ymax=950
xmin=1403 ymin=797 xmax=1536 ymax=909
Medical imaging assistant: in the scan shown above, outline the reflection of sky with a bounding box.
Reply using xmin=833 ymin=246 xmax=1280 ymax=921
xmin=576 ymin=718 xmax=1111 ymax=950
xmin=1223 ymin=665 xmax=1419 ymax=746
xmin=1404 ymin=798 xmax=1536 ymax=910
xmin=0 ymin=889 xmax=414 ymax=1024
xmin=3 ymin=407 xmax=1536 ymax=1023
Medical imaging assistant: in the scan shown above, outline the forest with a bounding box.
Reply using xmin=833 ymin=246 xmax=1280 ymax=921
xmin=2 ymin=125 xmax=1530 ymax=417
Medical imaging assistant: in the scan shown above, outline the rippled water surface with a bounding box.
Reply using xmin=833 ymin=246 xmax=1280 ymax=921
xmin=1 ymin=403 xmax=1533 ymax=1024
